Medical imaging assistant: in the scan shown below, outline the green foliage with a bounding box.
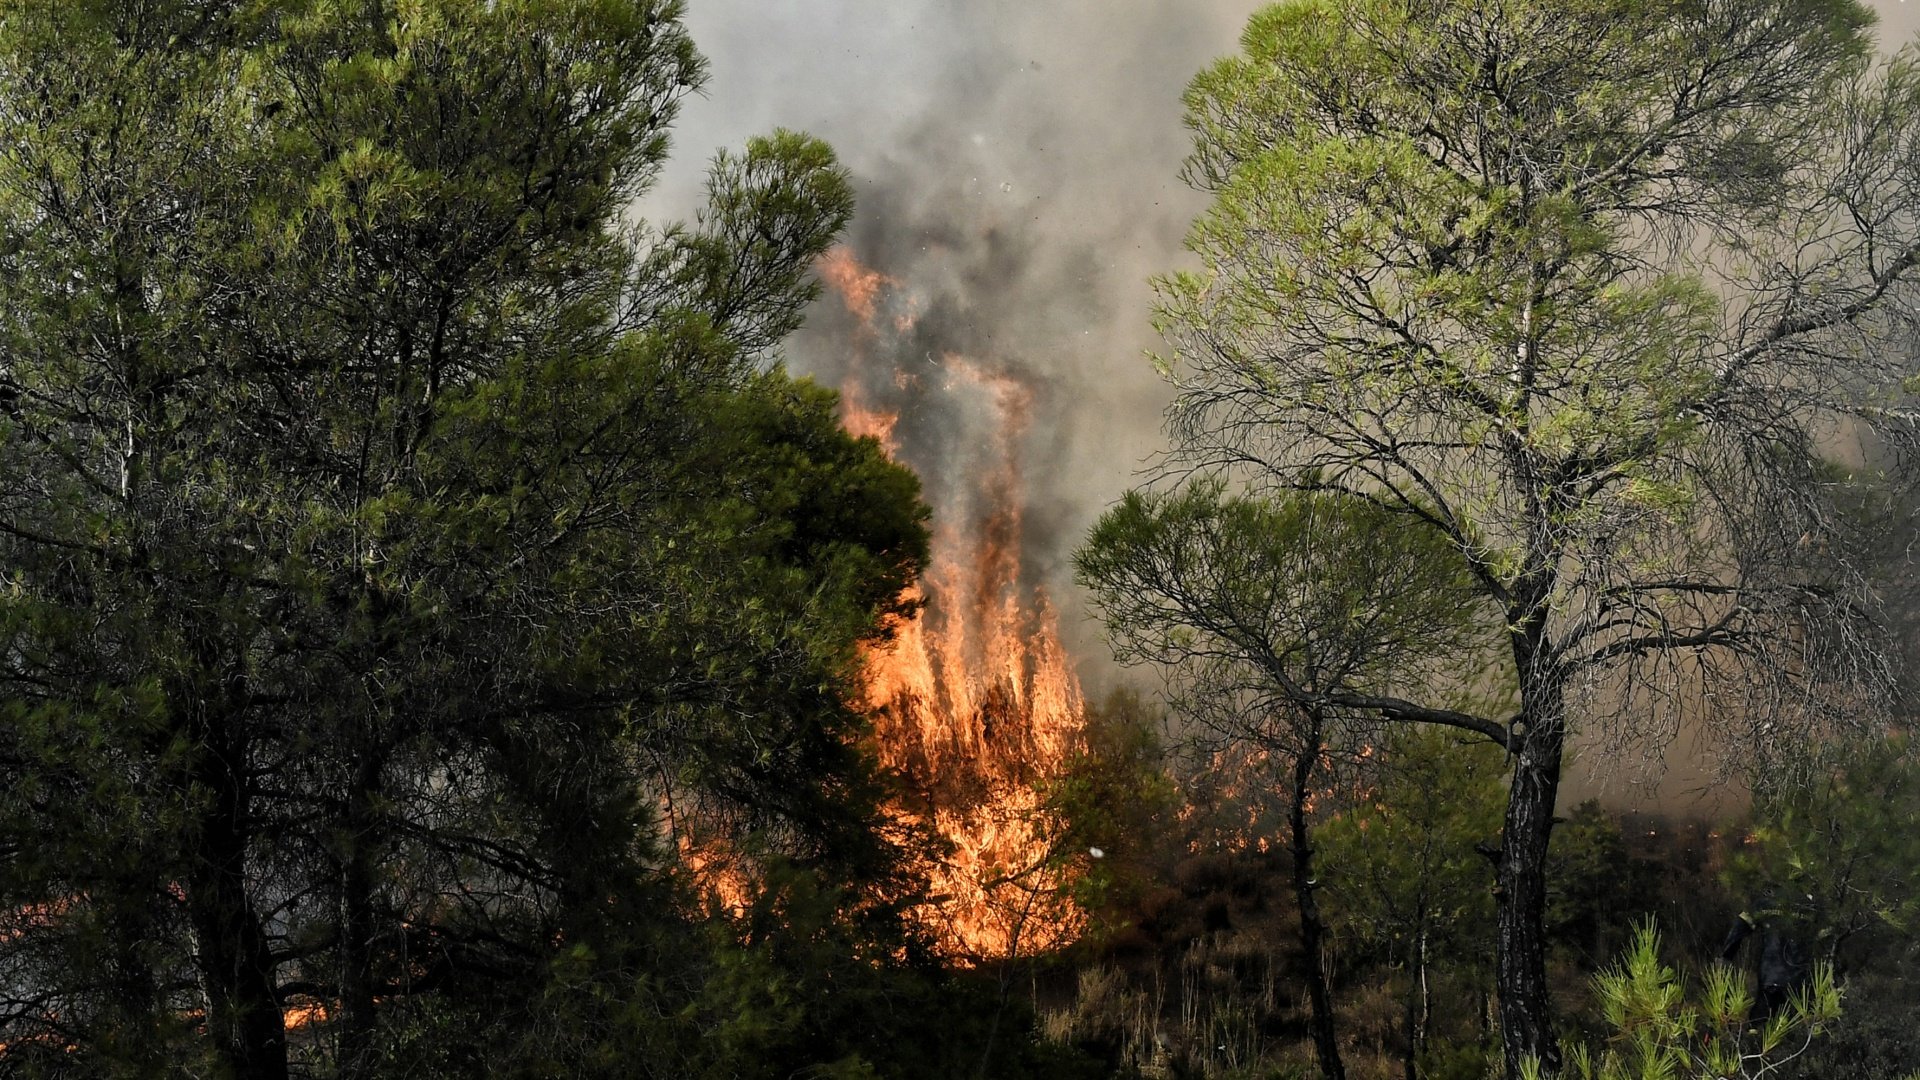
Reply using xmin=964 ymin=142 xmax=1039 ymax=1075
xmin=1527 ymin=923 xmax=1843 ymax=1080
xmin=1078 ymin=478 xmax=1498 ymax=1080
xmin=1154 ymin=1 xmax=1920 ymax=1071
xmin=691 ymin=862 xmax=1103 ymax=1080
xmin=1042 ymin=689 xmax=1181 ymax=939
xmin=1157 ymin=0 xmax=1907 ymax=716
xmin=0 ymin=2 xmax=945 ymax=1076
xmin=1077 ymin=480 xmax=1491 ymax=710
xmin=1319 ymin=729 xmax=1504 ymax=1074
xmin=1548 ymin=802 xmax=1663 ymax=967
xmin=1732 ymin=735 xmax=1920 ymax=963
xmin=1711 ymin=734 xmax=1920 ymax=1079
xmin=1322 ymin=730 xmax=1504 ymax=970
xmin=477 ymin=860 xmax=1097 ymax=1080
xmin=1785 ymin=966 xmax=1920 ymax=1080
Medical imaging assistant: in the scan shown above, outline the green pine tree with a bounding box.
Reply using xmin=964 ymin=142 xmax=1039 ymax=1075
xmin=0 ymin=3 xmax=937 ymax=1076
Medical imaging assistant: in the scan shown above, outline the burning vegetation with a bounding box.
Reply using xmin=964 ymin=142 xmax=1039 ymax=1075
xmin=6 ymin=3 xmax=1920 ymax=1080
xmin=819 ymin=246 xmax=1090 ymax=961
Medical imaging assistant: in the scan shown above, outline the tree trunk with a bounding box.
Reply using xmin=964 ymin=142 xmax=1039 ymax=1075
xmin=1404 ymin=915 xmax=1429 ymax=1080
xmin=337 ymin=741 xmax=387 ymax=1079
xmin=187 ymin=731 xmax=289 ymax=1080
xmin=1289 ymin=711 xmax=1346 ymax=1080
xmin=1418 ymin=925 xmax=1431 ymax=1046
xmin=1494 ymin=700 xmax=1565 ymax=1079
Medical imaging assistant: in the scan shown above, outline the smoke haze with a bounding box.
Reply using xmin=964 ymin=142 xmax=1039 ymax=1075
xmin=646 ymin=0 xmax=1920 ymax=812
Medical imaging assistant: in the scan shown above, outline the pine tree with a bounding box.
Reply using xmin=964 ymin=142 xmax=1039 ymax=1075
xmin=0 ymin=3 xmax=929 ymax=1076
xmin=1149 ymin=2 xmax=1920 ymax=1071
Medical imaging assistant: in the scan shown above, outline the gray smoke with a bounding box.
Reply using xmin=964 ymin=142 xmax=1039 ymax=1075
xmin=645 ymin=0 xmax=1263 ymax=682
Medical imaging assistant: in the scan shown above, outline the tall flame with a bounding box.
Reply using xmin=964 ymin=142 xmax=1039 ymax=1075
xmin=818 ymin=245 xmax=1088 ymax=961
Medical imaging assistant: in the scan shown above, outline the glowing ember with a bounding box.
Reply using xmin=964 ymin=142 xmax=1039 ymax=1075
xmin=820 ymin=245 xmax=1089 ymax=961
xmin=1 ymin=896 xmax=72 ymax=943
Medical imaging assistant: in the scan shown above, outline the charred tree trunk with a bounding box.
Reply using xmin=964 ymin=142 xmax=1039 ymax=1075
xmin=1289 ymin=708 xmax=1346 ymax=1080
xmin=1494 ymin=658 xmax=1565 ymax=1080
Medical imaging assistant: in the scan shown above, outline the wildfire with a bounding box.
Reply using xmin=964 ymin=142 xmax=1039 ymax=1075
xmin=0 ymin=892 xmax=328 ymax=1053
xmin=1 ymin=896 xmax=72 ymax=943
xmin=284 ymin=999 xmax=329 ymax=1029
xmin=818 ymin=245 xmax=1089 ymax=961
xmin=676 ymin=830 xmax=754 ymax=918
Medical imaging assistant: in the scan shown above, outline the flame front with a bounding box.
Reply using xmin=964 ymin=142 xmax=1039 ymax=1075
xmin=818 ymin=246 xmax=1088 ymax=961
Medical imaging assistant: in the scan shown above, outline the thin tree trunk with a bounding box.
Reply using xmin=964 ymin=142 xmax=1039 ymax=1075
xmin=1289 ymin=709 xmax=1346 ymax=1080
xmin=1404 ymin=915 xmax=1428 ymax=1080
xmin=1418 ymin=925 xmax=1431 ymax=1051
xmin=337 ymin=740 xmax=388 ymax=1079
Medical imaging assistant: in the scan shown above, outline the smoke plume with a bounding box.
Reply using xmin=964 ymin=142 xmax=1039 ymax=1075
xmin=647 ymin=0 xmax=1262 ymax=680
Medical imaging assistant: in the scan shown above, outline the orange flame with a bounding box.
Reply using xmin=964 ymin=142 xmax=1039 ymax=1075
xmin=676 ymin=831 xmax=754 ymax=918
xmin=284 ymin=999 xmax=329 ymax=1030
xmin=817 ymin=246 xmax=891 ymax=326
xmin=821 ymin=245 xmax=1088 ymax=961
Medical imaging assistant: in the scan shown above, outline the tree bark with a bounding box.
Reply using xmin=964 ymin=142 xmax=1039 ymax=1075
xmin=337 ymin=740 xmax=387 ymax=1079
xmin=187 ymin=727 xmax=289 ymax=1080
xmin=1493 ymin=693 xmax=1565 ymax=1079
xmin=1404 ymin=915 xmax=1429 ymax=1080
xmin=1289 ymin=709 xmax=1346 ymax=1080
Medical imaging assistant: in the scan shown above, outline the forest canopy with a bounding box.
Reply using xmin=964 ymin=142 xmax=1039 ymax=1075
xmin=0 ymin=2 xmax=990 ymax=1076
xmin=0 ymin=2 xmax=1918 ymax=1080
